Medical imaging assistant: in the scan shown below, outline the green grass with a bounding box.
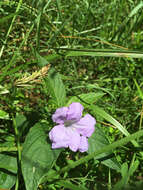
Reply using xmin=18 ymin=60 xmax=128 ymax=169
xmin=1 ymin=0 xmax=143 ymax=190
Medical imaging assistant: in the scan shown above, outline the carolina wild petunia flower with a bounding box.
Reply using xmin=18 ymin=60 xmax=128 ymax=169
xmin=49 ymin=102 xmax=96 ymax=152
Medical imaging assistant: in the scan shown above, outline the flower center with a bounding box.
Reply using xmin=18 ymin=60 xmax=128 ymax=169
xmin=64 ymin=120 xmax=76 ymax=127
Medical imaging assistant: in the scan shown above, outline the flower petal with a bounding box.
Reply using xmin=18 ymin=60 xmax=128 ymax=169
xmin=79 ymin=136 xmax=88 ymax=152
xmin=51 ymin=141 xmax=68 ymax=149
xmin=73 ymin=114 xmax=96 ymax=137
xmin=52 ymin=107 xmax=68 ymax=124
xmin=67 ymin=102 xmax=84 ymax=121
xmin=49 ymin=125 xmax=81 ymax=151
xmin=66 ymin=127 xmax=81 ymax=152
xmin=49 ymin=125 xmax=69 ymax=148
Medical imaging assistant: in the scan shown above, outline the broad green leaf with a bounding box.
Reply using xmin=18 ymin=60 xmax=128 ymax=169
xmin=15 ymin=114 xmax=27 ymax=128
xmin=88 ymin=126 xmax=121 ymax=171
xmin=45 ymin=68 xmax=66 ymax=106
xmin=21 ymin=123 xmax=61 ymax=190
xmin=15 ymin=114 xmax=28 ymax=136
xmin=56 ymin=180 xmax=88 ymax=190
xmin=0 ymin=153 xmax=17 ymax=173
xmin=0 ymin=110 xmax=9 ymax=120
xmin=0 ymin=154 xmax=17 ymax=189
xmin=67 ymin=92 xmax=105 ymax=105
xmin=0 ymin=171 xmax=16 ymax=189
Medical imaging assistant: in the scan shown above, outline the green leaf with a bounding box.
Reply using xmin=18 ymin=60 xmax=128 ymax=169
xmin=0 ymin=13 xmax=17 ymax=25
xmin=63 ymin=48 xmax=143 ymax=59
xmin=15 ymin=114 xmax=27 ymax=128
xmin=0 ymin=153 xmax=17 ymax=173
xmin=15 ymin=114 xmax=28 ymax=136
xmin=45 ymin=68 xmax=66 ymax=106
xmin=129 ymin=2 xmax=143 ymax=18
xmin=56 ymin=180 xmax=88 ymax=190
xmin=113 ymin=163 xmax=128 ymax=190
xmin=90 ymin=105 xmax=130 ymax=136
xmin=21 ymin=122 xmax=61 ymax=190
xmin=36 ymin=52 xmax=49 ymax=67
xmin=134 ymin=79 xmax=143 ymax=100
xmin=0 ymin=154 xmax=17 ymax=189
xmin=0 ymin=171 xmax=16 ymax=189
xmin=128 ymin=159 xmax=139 ymax=177
xmin=88 ymin=126 xmax=121 ymax=171
xmin=0 ymin=110 xmax=9 ymax=120
xmin=113 ymin=160 xmax=139 ymax=190
xmin=89 ymin=105 xmax=143 ymax=157
xmin=0 ymin=85 xmax=9 ymax=95
xmin=44 ymin=53 xmax=61 ymax=62
xmin=67 ymin=92 xmax=105 ymax=105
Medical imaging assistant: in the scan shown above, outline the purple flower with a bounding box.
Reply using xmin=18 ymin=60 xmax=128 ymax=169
xmin=49 ymin=102 xmax=96 ymax=152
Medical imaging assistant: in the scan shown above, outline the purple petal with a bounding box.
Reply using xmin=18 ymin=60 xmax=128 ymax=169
xmin=73 ymin=114 xmax=96 ymax=137
xmin=79 ymin=136 xmax=88 ymax=152
xmin=52 ymin=107 xmax=68 ymax=124
xmin=67 ymin=102 xmax=84 ymax=121
xmin=66 ymin=127 xmax=81 ymax=152
xmin=51 ymin=142 xmax=68 ymax=149
xmin=49 ymin=125 xmax=69 ymax=148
